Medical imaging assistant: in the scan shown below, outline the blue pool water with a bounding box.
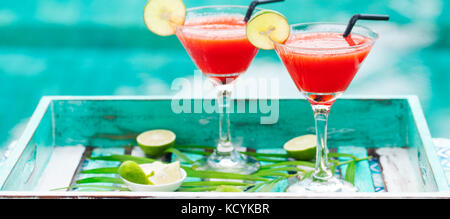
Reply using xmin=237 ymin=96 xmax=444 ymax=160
xmin=0 ymin=0 xmax=449 ymax=150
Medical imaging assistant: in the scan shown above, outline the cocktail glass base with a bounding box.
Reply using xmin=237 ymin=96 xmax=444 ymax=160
xmin=193 ymin=150 xmax=260 ymax=174
xmin=287 ymin=177 xmax=357 ymax=193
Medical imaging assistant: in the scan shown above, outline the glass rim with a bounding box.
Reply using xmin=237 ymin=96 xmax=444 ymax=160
xmin=273 ymin=22 xmax=379 ymax=52
xmin=176 ymin=5 xmax=262 ymax=33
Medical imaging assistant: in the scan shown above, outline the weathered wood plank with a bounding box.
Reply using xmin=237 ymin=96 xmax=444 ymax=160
xmin=35 ymin=146 xmax=85 ymax=191
xmin=337 ymin=146 xmax=374 ymax=192
xmin=51 ymin=98 xmax=409 ymax=149
xmin=368 ymin=156 xmax=386 ymax=192
xmin=376 ymin=147 xmax=421 ymax=192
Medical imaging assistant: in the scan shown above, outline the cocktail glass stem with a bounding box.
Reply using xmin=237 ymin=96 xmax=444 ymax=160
xmin=312 ymin=104 xmax=333 ymax=181
xmin=194 ymin=83 xmax=258 ymax=174
xmin=217 ymin=85 xmax=233 ymax=153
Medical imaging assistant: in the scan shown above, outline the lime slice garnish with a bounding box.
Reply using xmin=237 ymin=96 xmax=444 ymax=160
xmin=246 ymin=10 xmax=290 ymax=50
xmin=143 ymin=0 xmax=186 ymax=36
xmin=118 ymin=161 xmax=153 ymax=185
xmin=137 ymin=129 xmax=176 ymax=157
xmin=283 ymin=134 xmax=317 ymax=161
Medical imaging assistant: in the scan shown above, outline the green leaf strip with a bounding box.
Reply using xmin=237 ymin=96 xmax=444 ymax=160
xmin=177 ymin=186 xmax=218 ymax=192
xmin=165 ymin=148 xmax=195 ymax=164
xmin=182 ymin=167 xmax=269 ymax=181
xmin=328 ymin=153 xmax=358 ymax=160
xmin=181 ymin=181 xmax=253 ymax=187
xmin=88 ymin=155 xmax=155 ymax=164
xmin=254 ymin=167 xmax=307 ymax=175
xmin=178 ymin=149 xmax=210 ymax=156
xmin=175 ymin=145 xmax=215 ymax=150
xmin=253 ymin=157 xmax=286 ymax=163
xmin=344 ymin=162 xmax=357 ymax=185
xmin=299 ymin=171 xmax=314 ymax=182
xmin=51 ymin=185 xmax=130 ymax=191
xmin=76 ymin=177 xmax=124 ymax=184
xmin=81 ymin=167 xmax=119 ymax=174
xmin=178 ymin=148 xmax=289 ymax=159
xmin=241 ymin=151 xmax=289 ymax=158
xmin=257 ymin=177 xmax=287 ymax=192
xmin=260 ymin=160 xmax=315 ymax=169
xmin=253 ymin=172 xmax=290 ymax=177
xmin=335 ymin=156 xmax=372 ymax=167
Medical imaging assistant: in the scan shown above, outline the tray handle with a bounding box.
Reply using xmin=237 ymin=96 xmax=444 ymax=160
xmin=23 ymin=144 xmax=37 ymax=186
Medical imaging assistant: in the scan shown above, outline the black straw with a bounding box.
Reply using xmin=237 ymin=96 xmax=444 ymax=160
xmin=343 ymin=14 xmax=389 ymax=37
xmin=244 ymin=0 xmax=285 ymax=22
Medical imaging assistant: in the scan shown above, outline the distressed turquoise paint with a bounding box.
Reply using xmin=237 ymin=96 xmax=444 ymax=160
xmin=1 ymin=98 xmax=54 ymax=190
xmin=406 ymin=97 xmax=449 ymax=192
xmin=50 ymin=97 xmax=409 ymax=149
xmin=338 ymin=146 xmax=375 ymax=192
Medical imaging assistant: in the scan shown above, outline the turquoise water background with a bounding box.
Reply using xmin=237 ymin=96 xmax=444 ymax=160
xmin=0 ymin=0 xmax=449 ymax=150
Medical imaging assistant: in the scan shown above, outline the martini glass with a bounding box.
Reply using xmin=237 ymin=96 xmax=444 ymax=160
xmin=274 ymin=23 xmax=378 ymax=192
xmin=176 ymin=6 xmax=260 ymax=174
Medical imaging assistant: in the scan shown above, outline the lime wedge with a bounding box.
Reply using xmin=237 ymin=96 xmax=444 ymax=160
xmin=143 ymin=0 xmax=186 ymax=36
xmin=246 ymin=10 xmax=290 ymax=50
xmin=283 ymin=135 xmax=317 ymax=161
xmin=118 ymin=161 xmax=152 ymax=185
xmin=137 ymin=129 xmax=176 ymax=157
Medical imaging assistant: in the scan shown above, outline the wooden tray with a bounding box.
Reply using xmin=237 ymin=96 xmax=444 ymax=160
xmin=0 ymin=96 xmax=448 ymax=198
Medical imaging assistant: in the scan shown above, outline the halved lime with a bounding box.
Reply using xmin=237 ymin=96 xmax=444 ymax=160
xmin=143 ymin=0 xmax=186 ymax=36
xmin=137 ymin=129 xmax=176 ymax=157
xmin=118 ymin=161 xmax=152 ymax=185
xmin=283 ymin=135 xmax=317 ymax=161
xmin=246 ymin=10 xmax=290 ymax=50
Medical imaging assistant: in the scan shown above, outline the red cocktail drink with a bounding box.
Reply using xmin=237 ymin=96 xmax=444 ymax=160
xmin=175 ymin=6 xmax=260 ymax=174
xmin=276 ymin=32 xmax=374 ymax=104
xmin=274 ymin=23 xmax=378 ymax=192
xmin=177 ymin=16 xmax=258 ymax=84
xmin=278 ymin=32 xmax=372 ymax=93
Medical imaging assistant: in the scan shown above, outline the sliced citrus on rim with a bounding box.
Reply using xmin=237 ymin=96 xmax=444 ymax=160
xmin=283 ymin=134 xmax=317 ymax=161
xmin=143 ymin=0 xmax=186 ymax=36
xmin=246 ymin=10 xmax=290 ymax=50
